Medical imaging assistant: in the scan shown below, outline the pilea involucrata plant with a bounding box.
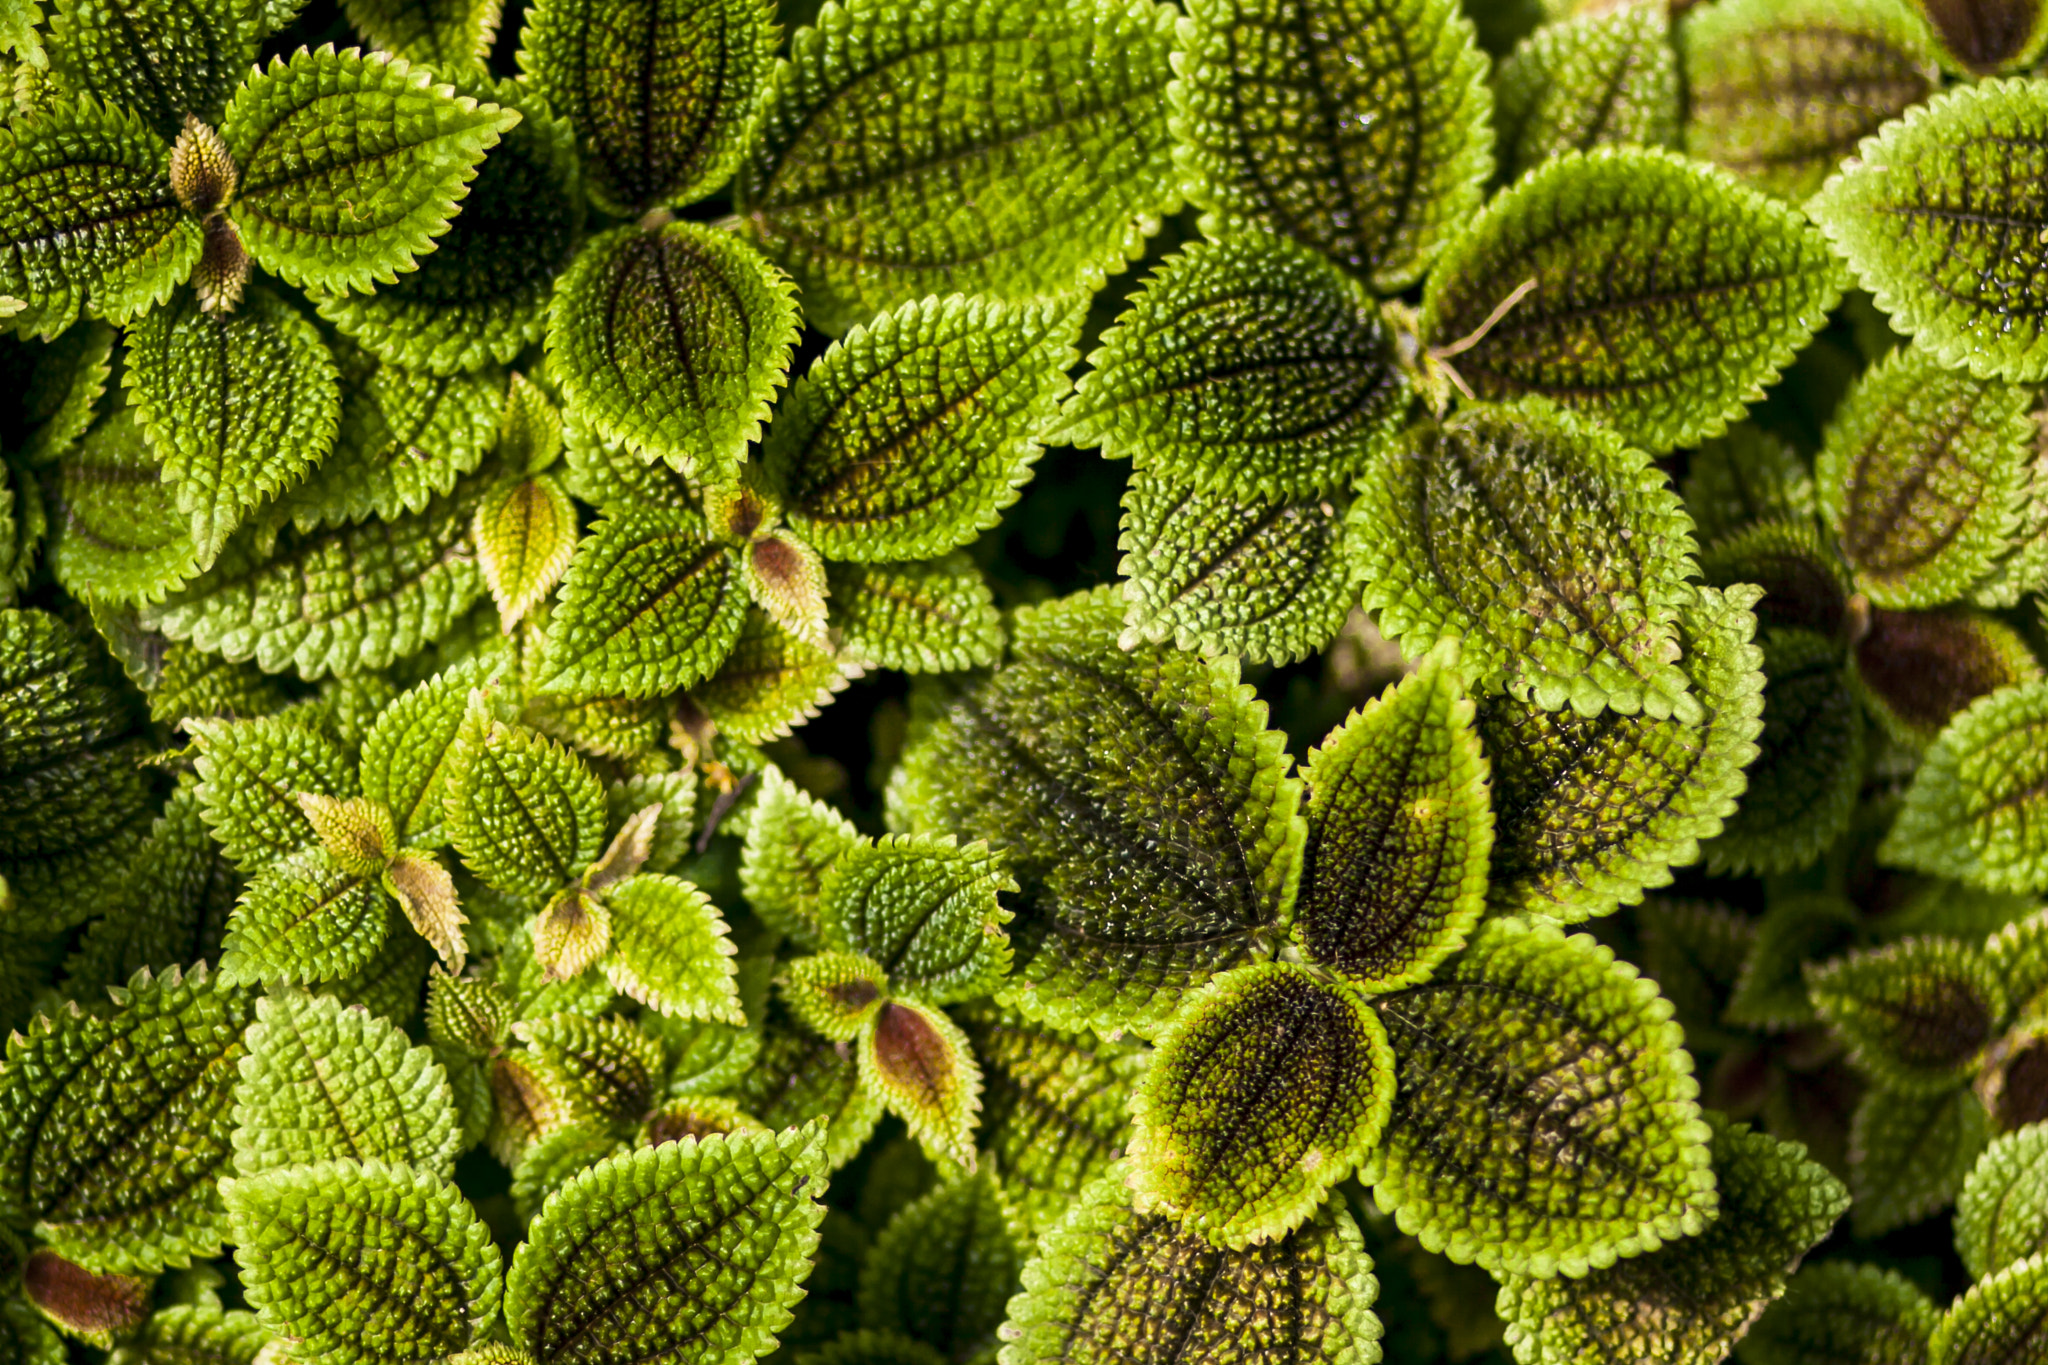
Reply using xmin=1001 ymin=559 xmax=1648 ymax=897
xmin=7 ymin=0 xmax=2048 ymax=1362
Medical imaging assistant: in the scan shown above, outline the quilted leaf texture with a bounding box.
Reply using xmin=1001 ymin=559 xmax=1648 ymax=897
xmin=816 ymin=835 xmax=1015 ymax=1004
xmin=504 ymin=1128 xmax=828 ymax=1365
xmin=856 ymin=1170 xmax=1021 ymax=1360
xmin=1493 ymin=5 xmax=1680 ymax=180
xmin=858 ymin=998 xmax=982 ymax=1170
xmin=1931 ymin=1255 xmax=2048 ymax=1365
xmin=188 ymin=713 xmax=355 ymax=870
xmin=49 ymin=409 xmax=204 ymax=608
xmin=1958 ymin=1122 xmax=2048 ymax=1281
xmin=1740 ymin=1262 xmax=1938 ymax=1365
xmin=1807 ymin=937 xmax=2007 ymax=1096
xmin=826 ymin=556 xmax=1004 ymax=674
xmin=1883 ymin=680 xmax=2048 ymax=894
xmin=445 ymin=698 xmax=608 ymax=898
xmin=602 ymin=874 xmax=745 ymax=1024
xmin=216 ymin=845 xmax=390 ymax=985
xmin=1847 ymin=1084 xmax=1990 ymax=1238
xmin=740 ymin=765 xmax=861 ymax=948
xmin=48 ymin=0 xmax=258 ymax=137
xmin=341 ymin=0 xmax=505 ymax=68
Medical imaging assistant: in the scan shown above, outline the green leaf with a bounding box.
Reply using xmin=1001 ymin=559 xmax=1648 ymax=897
xmin=1915 ymin=0 xmax=2048 ymax=71
xmin=817 ymin=835 xmax=1014 ymax=1004
xmin=317 ymin=75 xmax=580 ymax=375
xmin=1848 ymin=1084 xmax=1990 ymax=1238
xmin=518 ymin=0 xmax=774 ymax=215
xmin=1480 ymin=584 xmax=1766 ymax=922
xmin=1807 ymin=937 xmax=2006 ymax=1095
xmin=141 ymin=484 xmax=487 ymax=681
xmin=1130 ymin=963 xmax=1393 ymax=1248
xmin=1367 ymin=916 xmax=1716 ymax=1279
xmin=998 ymin=1166 xmax=1380 ymax=1365
xmin=738 ymin=0 xmax=1179 ymax=335
xmin=1853 ymin=605 xmax=2043 ymax=747
xmin=221 ymin=45 xmax=519 ymax=296
xmin=827 ymin=555 xmax=1003 ymax=674
xmin=1354 ymin=399 xmax=1703 ymax=721
xmin=729 ymin=1020 xmax=883 ymax=1171
xmin=1682 ymin=424 xmax=1819 ymax=545
xmin=189 ymin=713 xmax=355 ymax=869
xmin=857 ymin=1000 xmax=979 ymax=1173
xmin=1809 ymin=80 xmax=2048 ymax=382
xmin=1700 ymin=517 xmax=1856 ymax=641
xmin=1051 ymin=229 xmax=1406 ymax=503
xmin=691 ymin=608 xmax=857 ymax=744
xmin=217 ymin=847 xmax=391 ymax=986
xmin=446 ymin=701 xmax=607 ymax=898
xmin=105 ymin=1305 xmax=270 ymax=1365
xmin=858 ymin=1171 xmax=1019 ymax=1361
xmin=1421 ymin=147 xmax=1843 ymax=453
xmin=602 ymin=873 xmax=744 ymax=1023
xmin=342 ymin=0 xmax=504 ymax=68
xmin=50 ymin=408 xmax=204 ymax=606
xmin=740 ymin=765 xmax=860 ymax=948
xmin=1704 ymin=630 xmax=1864 ymax=876
xmin=0 ymin=1300 xmax=63 ymax=1365
xmin=1682 ymin=0 xmax=1940 ymax=201
xmin=515 ymin=1013 xmax=666 ymax=1127
xmin=1741 ymin=1262 xmax=1938 ymax=1365
xmin=1959 ymin=1122 xmax=2048 ymax=1281
xmin=231 ymin=989 xmax=459 ymax=1178
xmin=510 ymin=1124 xmax=627 ymax=1222
xmin=1172 ymin=0 xmax=1489 ymax=292
xmin=126 ymin=286 xmax=341 ymax=559
xmin=764 ymin=294 xmax=1077 ymax=562
xmin=1493 ymin=5 xmax=1679 ymax=180
xmin=504 ymin=1128 xmax=828 ymax=1365
xmin=47 ymin=0 xmax=255 ymax=136
xmin=1117 ymin=473 xmax=1361 ymax=666
xmin=0 ymin=964 xmax=257 ymax=1273
xmin=1883 ymin=680 xmax=2048 ymax=894
xmin=477 ymin=473 xmax=576 ymax=630
xmin=1496 ymin=1116 xmax=1846 ymax=1365
xmin=226 ymin=1159 xmax=500 ymax=1365
xmin=360 ymin=658 xmax=501 ymax=850
xmin=1636 ymin=897 xmax=1754 ymax=1053
xmin=1295 ymin=648 xmax=1491 ymax=989
xmin=1727 ymin=894 xmax=1858 ymax=1032
xmin=1932 ymin=1255 xmax=2048 ymax=1365
xmin=536 ymin=508 xmax=748 ymax=697
xmin=1817 ymin=343 xmax=2036 ymax=609
xmin=17 ymin=319 xmax=117 ymax=466
xmin=889 ymin=588 xmax=1305 ymax=1040
xmin=547 ymin=222 xmax=797 ymax=477
xmin=778 ymin=951 xmax=887 ymax=1042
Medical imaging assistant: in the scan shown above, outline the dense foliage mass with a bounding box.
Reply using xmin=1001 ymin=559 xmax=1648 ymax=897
xmin=1 ymin=0 xmax=2047 ymax=1362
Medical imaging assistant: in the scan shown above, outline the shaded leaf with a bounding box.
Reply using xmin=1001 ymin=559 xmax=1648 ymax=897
xmin=728 ymin=1020 xmax=883 ymax=1171
xmin=691 ymin=608 xmax=856 ymax=744
xmin=1682 ymin=424 xmax=1818 ymax=544
xmin=1494 ymin=5 xmax=1679 ymax=179
xmin=1958 ymin=1122 xmax=2048 ymax=1281
xmin=827 ymin=555 xmax=1003 ymax=674
xmin=1807 ymin=937 xmax=2006 ymax=1095
xmin=1882 ymin=679 xmax=2048 ymax=894
xmin=1727 ymin=894 xmax=1858 ymax=1033
xmin=1853 ymin=605 xmax=2042 ymax=747
xmin=20 ymin=1250 xmax=151 ymax=1348
xmin=49 ymin=407 xmax=203 ymax=606
xmin=1699 ymin=517 xmax=1855 ymax=640
xmin=48 ymin=0 xmax=255 ymax=136
xmin=104 ymin=1304 xmax=270 ymax=1365
xmin=858 ymin=1172 xmax=1019 ymax=1361
xmin=1914 ymin=0 xmax=2048 ymax=71
xmin=1847 ymin=1084 xmax=1989 ymax=1238
xmin=1740 ymin=1262 xmax=1937 ymax=1365
xmin=342 ymin=0 xmax=503 ymax=68
xmin=516 ymin=1013 xmax=666 ymax=1128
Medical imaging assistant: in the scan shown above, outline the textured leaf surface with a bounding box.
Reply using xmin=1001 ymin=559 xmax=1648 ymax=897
xmin=1296 ymin=651 xmax=1491 ymax=990
xmin=1683 ymin=0 xmax=1939 ymax=201
xmin=516 ymin=1013 xmax=666 ymax=1127
xmin=1807 ymin=938 xmax=2006 ymax=1095
xmin=998 ymin=1167 xmax=1380 ymax=1365
xmin=818 ymin=835 xmax=1013 ymax=1004
xmin=50 ymin=408 xmax=203 ymax=606
xmin=740 ymin=765 xmax=860 ymax=947
xmin=504 ymin=1129 xmax=828 ymax=1365
xmin=1496 ymin=1117 xmax=1846 ymax=1365
xmin=359 ymin=658 xmax=499 ymax=849
xmin=1958 ymin=1123 xmax=2048 ymax=1281
xmin=728 ymin=1021 xmax=882 ymax=1170
xmin=0 ymin=965 xmax=255 ymax=1272
xmin=520 ymin=0 xmax=773 ymax=213
xmin=690 ymin=608 xmax=855 ymax=744
xmin=858 ymin=1171 xmax=1019 ymax=1360
xmin=1368 ymin=916 xmax=1715 ymax=1279
xmin=778 ymin=951 xmax=886 ymax=1042
xmin=446 ymin=704 xmax=607 ymax=898
xmin=189 ymin=714 xmax=354 ymax=869
xmin=1882 ymin=680 xmax=2048 ymax=894
xmin=1494 ymin=5 xmax=1679 ymax=179
xmin=890 ymin=588 xmax=1304 ymax=1039
xmin=1854 ymin=605 xmax=2043 ymax=746
xmin=227 ymin=1159 xmax=499 ymax=1365
xmin=1172 ymin=0 xmax=1489 ymax=292
xmin=477 ymin=474 xmax=576 ymax=629
xmin=827 ymin=556 xmax=1003 ymax=674
xmin=603 ymin=873 xmax=743 ymax=1023
xmin=548 ymin=222 xmax=796 ymax=477
xmin=765 ymin=295 xmax=1076 ymax=562
xmin=104 ymin=1304 xmax=270 ymax=1365
xmin=232 ymin=989 xmax=459 ymax=1179
xmin=1931 ymin=1256 xmax=2048 ymax=1365
xmin=342 ymin=0 xmax=504 ymax=69
xmin=1848 ymin=1084 xmax=1990 ymax=1237
xmin=1420 ymin=147 xmax=1842 ymax=452
xmin=1810 ymin=79 xmax=2048 ymax=381
xmin=221 ymin=46 xmax=518 ymax=295
xmin=1051 ymin=230 xmax=1405 ymax=502
xmin=1129 ymin=964 xmax=1392 ymax=1248
xmin=1741 ymin=1262 xmax=1938 ymax=1365
xmin=48 ymin=0 xmax=256 ymax=136
xmin=859 ymin=999 xmax=981 ymax=1169
xmin=217 ymin=847 xmax=390 ymax=986
xmin=1354 ymin=399 xmax=1701 ymax=721
xmin=739 ymin=0 xmax=1179 ymax=333
xmin=537 ymin=508 xmax=746 ymax=698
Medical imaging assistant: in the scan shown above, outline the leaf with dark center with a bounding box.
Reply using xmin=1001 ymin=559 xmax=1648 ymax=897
xmin=48 ymin=0 xmax=257 ymax=137
xmin=1809 ymin=936 xmax=2006 ymax=1095
xmin=1854 ymin=606 xmax=2043 ymax=746
xmin=1914 ymin=0 xmax=2048 ymax=71
xmin=857 ymin=1170 xmax=1021 ymax=1361
xmin=860 ymin=998 xmax=981 ymax=1170
xmin=20 ymin=1251 xmax=151 ymax=1349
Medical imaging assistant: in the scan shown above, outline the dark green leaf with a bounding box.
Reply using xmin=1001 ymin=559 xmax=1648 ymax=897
xmin=1682 ymin=424 xmax=1819 ymax=545
xmin=516 ymin=1013 xmax=666 ymax=1127
xmin=1740 ymin=1262 xmax=1937 ymax=1365
xmin=827 ymin=555 xmax=1003 ymax=674
xmin=342 ymin=0 xmax=503 ymax=68
xmin=1959 ymin=1122 xmax=2048 ymax=1281
xmin=1493 ymin=5 xmax=1679 ymax=180
xmin=1847 ymin=1084 xmax=1989 ymax=1238
xmin=188 ymin=713 xmax=355 ymax=869
xmin=50 ymin=408 xmax=204 ymax=606
xmin=48 ymin=0 xmax=256 ymax=135
xmin=857 ymin=1171 xmax=1020 ymax=1360
xmin=728 ymin=1019 xmax=882 ymax=1171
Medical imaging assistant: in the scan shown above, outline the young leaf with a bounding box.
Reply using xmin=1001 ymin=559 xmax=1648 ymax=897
xmin=227 ymin=1159 xmax=500 ymax=1365
xmin=1117 ymin=473 xmax=1361 ymax=666
xmin=515 ymin=1013 xmax=666 ymax=1127
xmin=859 ymin=999 xmax=981 ymax=1170
xmin=360 ymin=658 xmax=501 ymax=849
xmin=1051 ymin=230 xmax=1404 ymax=503
xmin=1354 ymin=398 xmax=1702 ymax=721
xmin=342 ymin=0 xmax=504 ymax=69
xmin=827 ymin=555 xmax=1004 ymax=674
xmin=232 ymin=989 xmax=460 ymax=1178
xmin=476 ymin=473 xmax=576 ymax=630
xmin=1810 ymin=80 xmax=2048 ymax=382
xmin=1172 ymin=0 xmax=1489 ymax=292
xmin=220 ymin=45 xmax=519 ymax=295
xmin=1367 ymin=916 xmax=1717 ymax=1279
xmin=817 ymin=835 xmax=1014 ymax=1004
xmin=1847 ymin=1084 xmax=1990 ymax=1238
xmin=1295 ymin=649 xmax=1492 ymax=990
xmin=1807 ymin=937 xmax=2006 ymax=1095
xmin=217 ymin=847 xmax=391 ymax=986
xmin=1740 ymin=1262 xmax=1938 ymax=1365
xmin=1129 ymin=963 xmax=1394 ymax=1248
xmin=0 ymin=98 xmax=199 ymax=337
xmin=189 ymin=714 xmax=355 ymax=869
xmin=858 ymin=1172 xmax=1019 ymax=1361
xmin=1493 ymin=5 xmax=1679 ymax=179
xmin=889 ymin=588 xmax=1305 ymax=1040
xmin=778 ymin=951 xmax=888 ymax=1042
xmin=1420 ymin=147 xmax=1842 ymax=453
xmin=999 ymin=1166 xmax=1380 ymax=1365
xmin=738 ymin=0 xmax=1179 ymax=334
xmin=536 ymin=507 xmax=747 ymax=697
xmin=764 ymin=294 xmax=1078 ymax=562
xmin=547 ymin=222 xmax=797 ymax=477
xmin=691 ymin=607 xmax=857 ymax=744
xmin=503 ymin=1129 xmax=828 ymax=1365
xmin=1854 ymin=605 xmax=2042 ymax=746
xmin=19 ymin=1250 xmax=151 ymax=1348
xmin=296 ymin=793 xmax=397 ymax=876
xmin=1682 ymin=0 xmax=1940 ymax=201
xmin=738 ymin=531 xmax=828 ymax=648
xmin=602 ymin=873 xmax=744 ymax=1023
xmin=446 ymin=701 xmax=607 ymax=898
xmin=1480 ymin=584 xmax=1766 ymax=922
xmin=1931 ymin=1256 xmax=2048 ymax=1365
xmin=125 ymin=286 xmax=341 ymax=558
xmin=384 ymin=851 xmax=464 ymax=972
xmin=1495 ymin=1117 xmax=1847 ymax=1365
xmin=0 ymin=965 xmax=256 ymax=1273
xmin=1881 ymin=680 xmax=2048 ymax=894
xmin=740 ymin=765 xmax=860 ymax=947
xmin=518 ymin=0 xmax=775 ymax=215
xmin=49 ymin=407 xmax=203 ymax=606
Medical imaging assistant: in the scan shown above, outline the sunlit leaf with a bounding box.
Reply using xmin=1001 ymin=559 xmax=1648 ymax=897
xmin=446 ymin=699 xmax=607 ymax=898
xmin=859 ymin=999 xmax=981 ymax=1170
xmin=603 ymin=873 xmax=744 ymax=1023
xmin=1930 ymin=1255 xmax=2048 ymax=1365
xmin=476 ymin=473 xmax=576 ymax=630
xmin=189 ymin=713 xmax=354 ymax=870
xmin=817 ymin=835 xmax=1014 ymax=1004
xmin=739 ymin=765 xmax=860 ymax=949
xmin=217 ymin=847 xmax=390 ymax=986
